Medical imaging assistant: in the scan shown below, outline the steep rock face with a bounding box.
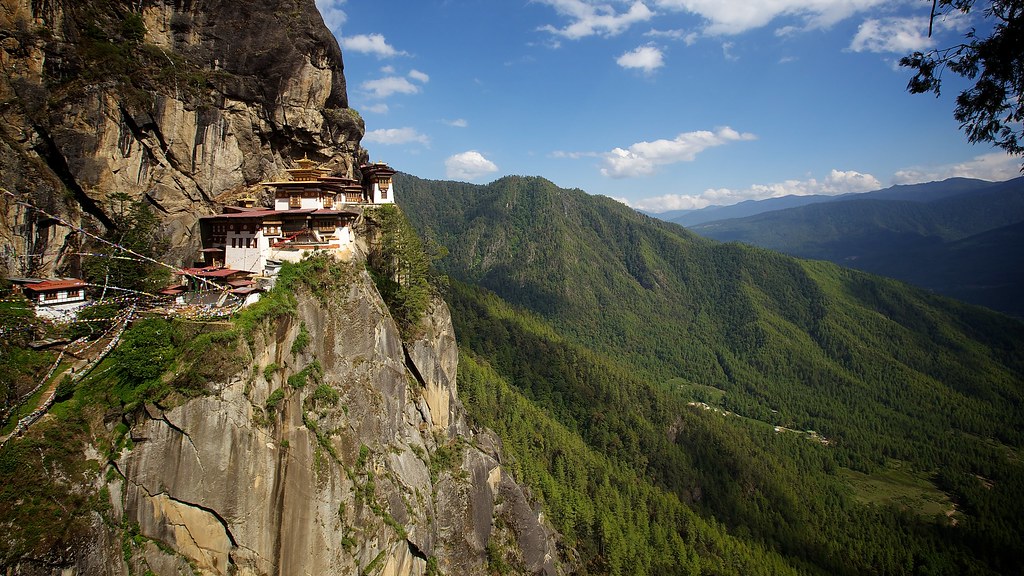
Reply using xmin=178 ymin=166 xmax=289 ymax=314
xmin=0 ymin=0 xmax=364 ymax=275
xmin=104 ymin=269 xmax=560 ymax=576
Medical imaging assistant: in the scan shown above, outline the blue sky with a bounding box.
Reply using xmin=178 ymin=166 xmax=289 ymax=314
xmin=315 ymin=0 xmax=1021 ymax=212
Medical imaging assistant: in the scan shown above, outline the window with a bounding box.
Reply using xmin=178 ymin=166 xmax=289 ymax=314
xmin=290 ymin=195 xmax=301 ymax=208
xmin=231 ymin=238 xmax=237 ymax=248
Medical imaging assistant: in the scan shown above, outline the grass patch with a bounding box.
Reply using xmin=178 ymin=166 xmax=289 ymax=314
xmin=671 ymin=379 xmax=727 ymax=404
xmin=841 ymin=460 xmax=955 ymax=519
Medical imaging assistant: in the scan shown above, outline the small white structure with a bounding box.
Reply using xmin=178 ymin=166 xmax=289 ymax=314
xmin=22 ymin=278 xmax=89 ymax=321
xmin=200 ymin=208 xmax=358 ymax=274
xmin=362 ymin=162 xmax=396 ymax=205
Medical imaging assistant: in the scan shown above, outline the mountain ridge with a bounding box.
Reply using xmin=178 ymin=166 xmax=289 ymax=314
xmin=687 ymin=176 xmax=1024 ymax=315
xmin=654 ymin=177 xmax=999 ymax=227
xmin=398 ymin=171 xmax=1024 ymax=575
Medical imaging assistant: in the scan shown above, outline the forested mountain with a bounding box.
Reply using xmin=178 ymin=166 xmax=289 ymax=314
xmin=688 ymin=177 xmax=1024 ymax=316
xmin=660 ymin=177 xmax=996 ymax=228
xmin=397 ymin=172 xmax=1024 ymax=575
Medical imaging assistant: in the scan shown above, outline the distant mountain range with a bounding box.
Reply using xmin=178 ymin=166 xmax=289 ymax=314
xmin=662 ymin=177 xmax=1024 ymax=316
xmin=654 ymin=178 xmax=998 ymax=227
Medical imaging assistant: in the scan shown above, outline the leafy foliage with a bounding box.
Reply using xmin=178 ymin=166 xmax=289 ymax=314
xmin=364 ymin=205 xmax=438 ymax=338
xmin=82 ymin=194 xmax=170 ymax=295
xmin=900 ymin=0 xmax=1024 ymax=162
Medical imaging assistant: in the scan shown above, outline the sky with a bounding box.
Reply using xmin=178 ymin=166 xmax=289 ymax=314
xmin=314 ymin=0 xmax=1022 ymax=212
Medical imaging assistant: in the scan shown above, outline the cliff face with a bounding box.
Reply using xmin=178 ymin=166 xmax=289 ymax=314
xmin=8 ymin=265 xmax=559 ymax=575
xmin=0 ymin=0 xmax=364 ymax=274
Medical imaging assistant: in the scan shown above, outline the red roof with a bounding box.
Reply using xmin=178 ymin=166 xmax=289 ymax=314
xmin=222 ymin=206 xmax=265 ymax=213
xmin=179 ymin=267 xmax=252 ymax=279
xmin=23 ymin=279 xmax=87 ymax=293
xmin=227 ymin=279 xmax=256 ymax=287
xmin=200 ymin=208 xmax=357 ymax=221
xmin=200 ymin=209 xmax=313 ymax=220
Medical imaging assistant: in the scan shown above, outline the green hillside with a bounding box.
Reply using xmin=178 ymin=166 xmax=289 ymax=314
xmin=687 ymin=178 xmax=1024 ymax=315
xmin=398 ymin=173 xmax=1024 ymax=575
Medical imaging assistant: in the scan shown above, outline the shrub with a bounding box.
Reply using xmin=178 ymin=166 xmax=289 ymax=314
xmin=312 ymin=383 xmax=339 ymax=407
xmin=265 ymin=389 xmax=285 ymax=412
xmin=291 ymin=322 xmax=310 ymax=355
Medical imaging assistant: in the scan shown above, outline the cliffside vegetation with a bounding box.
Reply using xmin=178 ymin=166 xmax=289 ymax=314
xmin=398 ymin=173 xmax=1024 ymax=575
xmin=0 ymin=254 xmax=341 ymax=565
xmin=364 ymin=204 xmax=446 ymax=338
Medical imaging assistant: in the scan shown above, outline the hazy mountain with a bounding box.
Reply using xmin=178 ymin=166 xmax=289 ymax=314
xmin=688 ymin=177 xmax=1024 ymax=315
xmin=655 ymin=177 xmax=997 ymax=228
xmin=397 ymin=172 xmax=1024 ymax=575
xmin=661 ymin=194 xmax=836 ymax=226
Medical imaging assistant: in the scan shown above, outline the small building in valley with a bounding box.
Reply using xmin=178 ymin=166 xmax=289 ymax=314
xmin=20 ymin=278 xmax=89 ymax=321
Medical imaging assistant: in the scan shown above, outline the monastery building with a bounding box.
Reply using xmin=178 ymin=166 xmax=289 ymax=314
xmin=196 ymin=158 xmax=396 ymax=276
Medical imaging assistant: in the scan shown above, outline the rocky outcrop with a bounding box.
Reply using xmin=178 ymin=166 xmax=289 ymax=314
xmin=0 ymin=0 xmax=365 ymax=275
xmin=0 ymin=2 xmax=563 ymax=573
xmin=99 ymin=267 xmax=561 ymax=576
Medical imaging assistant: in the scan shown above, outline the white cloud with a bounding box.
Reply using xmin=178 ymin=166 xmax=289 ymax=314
xmin=408 ymin=69 xmax=430 ymax=83
xmin=363 ymin=127 xmax=430 ymax=146
xmin=364 ymin=103 xmax=390 ymax=114
xmin=341 ymin=33 xmax=407 ymax=58
xmin=445 ymin=118 xmax=469 ymax=128
xmin=721 ymin=41 xmax=738 ymax=61
xmin=445 ymin=151 xmax=499 ymax=181
xmin=361 ymin=76 xmax=420 ymax=98
xmin=617 ymin=45 xmax=665 ymax=73
xmin=892 ymin=152 xmax=1022 ymax=184
xmin=634 ymin=168 xmax=881 ymax=212
xmin=849 ymin=13 xmax=970 ymax=53
xmin=315 ymin=0 xmax=347 ymax=32
xmin=601 ymin=127 xmax=757 ymax=178
xmin=849 ymin=17 xmax=932 ymax=53
xmin=645 ymin=28 xmax=700 ymax=45
xmin=653 ymin=0 xmax=888 ymax=35
xmin=551 ymin=150 xmax=601 ymax=159
xmin=538 ymin=0 xmax=654 ymax=39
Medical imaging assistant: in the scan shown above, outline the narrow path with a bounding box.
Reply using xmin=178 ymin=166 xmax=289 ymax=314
xmin=0 ymin=306 xmax=134 ymax=448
